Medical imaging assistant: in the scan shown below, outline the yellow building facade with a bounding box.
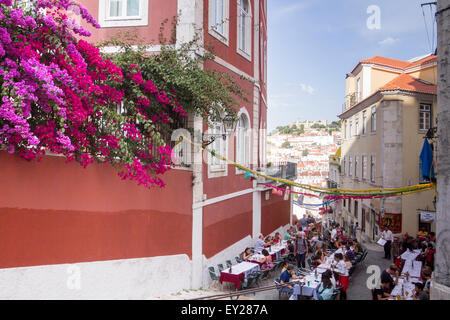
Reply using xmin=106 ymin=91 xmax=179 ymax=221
xmin=338 ymin=55 xmax=437 ymax=242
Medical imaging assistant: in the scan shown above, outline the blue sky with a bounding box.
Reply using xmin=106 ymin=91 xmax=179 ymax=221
xmin=267 ymin=0 xmax=437 ymax=131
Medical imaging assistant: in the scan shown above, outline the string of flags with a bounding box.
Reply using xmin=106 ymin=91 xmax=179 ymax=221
xmin=180 ymin=136 xmax=436 ymax=199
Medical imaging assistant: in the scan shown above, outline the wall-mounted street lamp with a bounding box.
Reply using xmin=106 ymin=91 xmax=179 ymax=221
xmin=202 ymin=113 xmax=238 ymax=148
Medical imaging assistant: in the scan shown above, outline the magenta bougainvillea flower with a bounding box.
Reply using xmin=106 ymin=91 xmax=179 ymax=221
xmin=0 ymin=0 xmax=187 ymax=188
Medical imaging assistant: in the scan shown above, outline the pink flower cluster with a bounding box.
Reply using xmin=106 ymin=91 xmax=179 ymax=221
xmin=0 ymin=0 xmax=188 ymax=189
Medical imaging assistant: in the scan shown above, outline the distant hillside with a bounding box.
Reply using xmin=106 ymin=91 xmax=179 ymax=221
xmin=270 ymin=120 xmax=341 ymax=136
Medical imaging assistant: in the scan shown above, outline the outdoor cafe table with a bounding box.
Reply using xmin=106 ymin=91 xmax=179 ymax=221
xmin=248 ymin=242 xmax=287 ymax=266
xmin=401 ymin=260 xmax=422 ymax=280
xmin=292 ymin=273 xmax=322 ymax=298
xmin=400 ymin=249 xmax=422 ymax=261
xmin=390 ymin=278 xmax=416 ymax=300
xmin=219 ymin=261 xmax=260 ymax=290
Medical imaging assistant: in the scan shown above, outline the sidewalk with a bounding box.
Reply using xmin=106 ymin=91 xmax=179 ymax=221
xmin=346 ymin=245 xmax=392 ymax=300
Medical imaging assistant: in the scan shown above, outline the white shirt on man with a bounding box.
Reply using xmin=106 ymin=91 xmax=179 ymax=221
xmin=331 ymin=229 xmax=337 ymax=240
xmin=382 ymin=230 xmax=393 ymax=241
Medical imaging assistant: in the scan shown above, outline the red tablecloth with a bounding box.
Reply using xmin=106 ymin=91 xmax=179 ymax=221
xmin=219 ymin=272 xmax=244 ymax=289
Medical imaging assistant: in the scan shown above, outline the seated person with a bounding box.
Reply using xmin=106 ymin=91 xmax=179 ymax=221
xmin=242 ymin=247 xmax=252 ymax=261
xmin=373 ymin=281 xmax=393 ymax=300
xmin=344 ymin=244 xmax=355 ymax=262
xmin=281 ymin=260 xmax=289 ymax=274
xmin=343 ymin=255 xmax=353 ymax=271
xmin=309 ymin=232 xmax=319 ymax=247
xmin=280 ymin=264 xmax=301 ymax=294
xmin=264 ymin=236 xmax=273 ymax=248
xmin=286 ymin=240 xmax=295 ymax=261
xmin=260 ymin=249 xmax=274 ymax=270
xmin=413 ymin=282 xmax=429 ymax=300
xmin=284 ymin=228 xmax=293 ymax=240
xmin=311 ymin=249 xmax=325 ymax=267
xmin=353 ymin=238 xmax=364 ymax=254
xmin=422 ymin=268 xmax=432 ymax=295
xmin=273 ymin=232 xmax=282 ymax=244
xmin=254 ymin=234 xmax=265 ymax=253
xmin=331 ymin=253 xmax=348 ymax=277
xmin=316 ymin=270 xmax=336 ymax=300
xmin=381 ymin=264 xmax=399 ymax=293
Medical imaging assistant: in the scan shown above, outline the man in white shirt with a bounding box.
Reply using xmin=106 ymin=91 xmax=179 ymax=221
xmin=330 ymin=226 xmax=338 ymax=242
xmin=254 ymin=234 xmax=265 ymax=253
xmin=381 ymin=228 xmax=393 ymax=260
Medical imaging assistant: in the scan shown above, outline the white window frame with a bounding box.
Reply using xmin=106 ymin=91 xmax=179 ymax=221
xmin=237 ymin=0 xmax=252 ymax=61
xmin=370 ymin=154 xmax=376 ymax=183
xmin=207 ymin=122 xmax=229 ymax=178
xmin=354 ymin=155 xmax=359 ymax=179
xmin=208 ymin=0 xmax=230 ymax=45
xmin=362 ymin=154 xmax=367 ymax=180
xmin=236 ymin=109 xmax=251 ymax=174
xmin=349 ymin=120 xmax=353 ymax=138
xmin=371 ymin=105 xmax=377 ymax=133
xmin=98 ymin=0 xmax=148 ymax=28
xmin=355 ymin=115 xmax=359 ymax=136
xmin=343 ymin=156 xmax=346 ymax=176
xmin=356 ymin=77 xmax=361 ymax=103
xmin=349 ymin=155 xmax=352 ymax=177
xmin=419 ymin=103 xmax=432 ymax=131
xmin=362 ymin=110 xmax=367 ymax=135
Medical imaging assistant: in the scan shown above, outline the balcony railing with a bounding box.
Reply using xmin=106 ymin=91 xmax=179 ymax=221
xmin=326 ymin=178 xmax=338 ymax=189
xmin=344 ymin=92 xmax=361 ymax=110
xmin=260 ymin=161 xmax=297 ymax=183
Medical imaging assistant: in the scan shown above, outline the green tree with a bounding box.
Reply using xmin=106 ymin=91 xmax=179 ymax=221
xmin=281 ymin=141 xmax=291 ymax=148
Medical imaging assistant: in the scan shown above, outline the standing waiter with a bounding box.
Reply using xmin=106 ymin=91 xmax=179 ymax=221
xmin=381 ymin=227 xmax=393 ymax=260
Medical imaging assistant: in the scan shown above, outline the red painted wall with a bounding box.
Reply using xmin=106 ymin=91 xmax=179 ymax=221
xmin=202 ymin=193 xmax=252 ymax=258
xmin=261 ymin=191 xmax=290 ymax=236
xmin=202 ymin=59 xmax=254 ymax=200
xmin=203 ymin=0 xmax=254 ymax=78
xmin=79 ymin=0 xmax=177 ymax=45
xmin=0 ymin=152 xmax=192 ymax=269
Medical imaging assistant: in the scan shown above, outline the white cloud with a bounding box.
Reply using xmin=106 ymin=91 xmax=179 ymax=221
xmin=300 ymin=84 xmax=316 ymax=95
xmin=378 ymin=37 xmax=400 ymax=46
xmin=271 ymin=2 xmax=310 ymax=20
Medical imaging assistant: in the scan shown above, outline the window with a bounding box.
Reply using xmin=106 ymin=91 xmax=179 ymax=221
xmin=354 ymin=155 xmax=359 ymax=179
xmin=355 ymin=116 xmax=359 ymax=136
xmin=348 ymin=199 xmax=352 ymax=213
xmin=236 ymin=113 xmax=250 ymax=169
xmin=356 ymin=78 xmax=361 ymax=103
xmin=209 ymin=123 xmax=227 ymax=172
xmin=419 ymin=103 xmax=432 ymax=131
xmin=371 ymin=105 xmax=376 ymax=132
xmin=370 ymin=155 xmax=376 ymax=183
xmin=99 ymin=0 xmax=148 ymax=28
xmin=108 ymin=0 xmax=139 ymax=17
xmin=344 ymin=120 xmax=347 ymax=139
xmin=237 ymin=0 xmax=252 ymax=58
xmin=362 ymin=110 xmax=367 ymax=135
xmin=354 ymin=200 xmax=358 ymax=219
xmin=349 ymin=120 xmax=352 ymax=138
xmin=343 ymin=156 xmax=346 ymax=175
xmin=209 ymin=0 xmax=229 ymax=42
xmin=362 ymin=155 xmax=367 ymax=180
xmin=349 ymin=155 xmax=352 ymax=177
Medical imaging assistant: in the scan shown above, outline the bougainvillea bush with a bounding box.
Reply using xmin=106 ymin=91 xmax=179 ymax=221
xmin=0 ymin=0 xmax=189 ymax=188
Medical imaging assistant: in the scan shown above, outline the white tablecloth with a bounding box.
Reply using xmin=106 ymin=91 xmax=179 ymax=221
xmin=401 ymin=260 xmax=422 ymax=279
xmin=391 ymin=278 xmax=416 ymax=300
xmin=292 ymin=274 xmax=322 ymax=297
xmin=222 ymin=261 xmax=260 ymax=276
xmin=400 ymin=249 xmax=421 ymax=261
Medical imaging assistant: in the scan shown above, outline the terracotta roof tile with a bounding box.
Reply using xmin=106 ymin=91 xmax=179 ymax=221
xmin=379 ymin=73 xmax=437 ymax=94
xmin=361 ymin=56 xmax=411 ymax=69
xmin=356 ymin=55 xmax=437 ymax=72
